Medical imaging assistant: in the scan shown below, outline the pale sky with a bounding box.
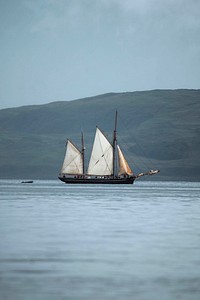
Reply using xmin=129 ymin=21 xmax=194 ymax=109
xmin=0 ymin=0 xmax=200 ymax=108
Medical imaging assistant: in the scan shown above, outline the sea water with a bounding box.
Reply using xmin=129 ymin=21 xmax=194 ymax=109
xmin=0 ymin=180 xmax=200 ymax=300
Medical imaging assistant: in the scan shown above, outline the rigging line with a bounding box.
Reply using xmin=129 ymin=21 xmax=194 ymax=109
xmin=93 ymin=131 xmax=112 ymax=173
xmin=63 ymin=153 xmax=82 ymax=169
xmin=117 ymin=143 xmax=143 ymax=174
xmin=68 ymin=139 xmax=82 ymax=154
xmin=116 ymin=125 xmax=147 ymax=172
xmin=100 ymin=148 xmax=113 ymax=173
xmin=118 ymin=130 xmax=149 ymax=172
xmin=89 ymin=131 xmax=112 ymax=173
xmin=98 ymin=133 xmax=112 ymax=173
xmin=95 ymin=109 xmax=117 ymax=142
xmin=65 ymin=161 xmax=82 ymax=174
xmin=118 ymin=114 xmax=157 ymax=170
xmin=98 ymin=131 xmax=113 ymax=173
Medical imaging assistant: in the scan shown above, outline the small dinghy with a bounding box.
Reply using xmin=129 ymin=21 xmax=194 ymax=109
xmin=21 ymin=180 xmax=34 ymax=184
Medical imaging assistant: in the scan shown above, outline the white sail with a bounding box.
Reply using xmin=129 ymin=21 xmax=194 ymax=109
xmin=61 ymin=140 xmax=83 ymax=175
xmin=87 ymin=127 xmax=113 ymax=175
xmin=117 ymin=145 xmax=133 ymax=176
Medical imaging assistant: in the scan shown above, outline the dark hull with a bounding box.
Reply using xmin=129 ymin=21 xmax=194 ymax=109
xmin=58 ymin=176 xmax=136 ymax=184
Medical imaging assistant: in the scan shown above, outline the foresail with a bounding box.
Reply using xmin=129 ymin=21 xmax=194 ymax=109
xmin=117 ymin=145 xmax=133 ymax=176
xmin=87 ymin=127 xmax=113 ymax=175
xmin=61 ymin=140 xmax=83 ymax=175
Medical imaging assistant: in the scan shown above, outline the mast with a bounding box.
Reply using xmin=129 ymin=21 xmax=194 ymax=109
xmin=113 ymin=110 xmax=117 ymax=178
xmin=81 ymin=131 xmax=85 ymax=176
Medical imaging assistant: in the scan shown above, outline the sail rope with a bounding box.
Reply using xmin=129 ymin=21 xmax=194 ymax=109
xmin=62 ymin=154 xmax=81 ymax=174
xmin=87 ymin=126 xmax=113 ymax=175
xmin=93 ymin=133 xmax=113 ymax=174
xmin=117 ymin=114 xmax=157 ymax=173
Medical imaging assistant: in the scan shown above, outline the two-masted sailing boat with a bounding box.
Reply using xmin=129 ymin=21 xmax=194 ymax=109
xmin=58 ymin=112 xmax=159 ymax=184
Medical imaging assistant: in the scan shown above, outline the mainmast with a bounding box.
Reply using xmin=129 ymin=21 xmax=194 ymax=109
xmin=113 ymin=110 xmax=117 ymax=178
xmin=81 ymin=131 xmax=85 ymax=176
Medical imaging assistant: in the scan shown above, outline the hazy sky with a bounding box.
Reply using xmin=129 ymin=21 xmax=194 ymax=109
xmin=0 ymin=0 xmax=200 ymax=108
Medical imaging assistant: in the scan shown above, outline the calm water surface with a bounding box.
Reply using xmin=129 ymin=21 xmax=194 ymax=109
xmin=0 ymin=180 xmax=200 ymax=300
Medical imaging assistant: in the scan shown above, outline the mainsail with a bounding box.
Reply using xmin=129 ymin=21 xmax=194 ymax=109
xmin=87 ymin=127 xmax=113 ymax=175
xmin=117 ymin=145 xmax=133 ymax=176
xmin=61 ymin=140 xmax=83 ymax=175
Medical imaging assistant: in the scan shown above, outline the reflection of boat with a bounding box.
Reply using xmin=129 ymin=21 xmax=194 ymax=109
xmin=21 ymin=180 xmax=34 ymax=184
xmin=58 ymin=111 xmax=160 ymax=184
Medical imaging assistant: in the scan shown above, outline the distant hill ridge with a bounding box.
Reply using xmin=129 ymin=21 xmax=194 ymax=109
xmin=0 ymin=89 xmax=200 ymax=180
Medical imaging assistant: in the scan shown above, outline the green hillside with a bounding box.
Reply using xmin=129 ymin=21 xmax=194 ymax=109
xmin=0 ymin=89 xmax=200 ymax=181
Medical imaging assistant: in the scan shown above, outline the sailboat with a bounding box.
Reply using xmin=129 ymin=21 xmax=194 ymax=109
xmin=58 ymin=111 xmax=159 ymax=184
